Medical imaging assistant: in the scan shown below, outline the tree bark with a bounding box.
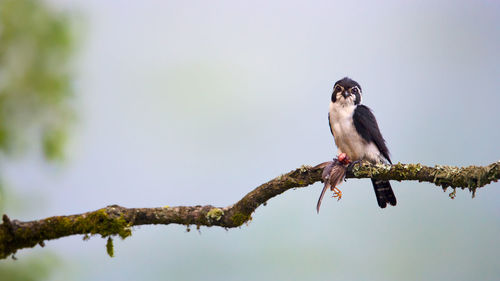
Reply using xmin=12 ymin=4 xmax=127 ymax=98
xmin=1 ymin=160 xmax=499 ymax=259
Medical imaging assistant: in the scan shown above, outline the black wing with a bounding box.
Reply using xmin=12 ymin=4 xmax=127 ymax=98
xmin=328 ymin=113 xmax=334 ymax=137
xmin=353 ymin=105 xmax=391 ymax=164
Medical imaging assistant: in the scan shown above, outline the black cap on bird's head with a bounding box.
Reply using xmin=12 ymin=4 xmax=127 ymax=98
xmin=334 ymin=77 xmax=362 ymax=92
xmin=331 ymin=77 xmax=362 ymax=105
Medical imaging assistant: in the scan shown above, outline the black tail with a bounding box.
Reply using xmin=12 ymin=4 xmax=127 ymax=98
xmin=371 ymin=179 xmax=397 ymax=208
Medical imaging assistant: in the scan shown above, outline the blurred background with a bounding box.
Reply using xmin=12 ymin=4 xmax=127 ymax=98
xmin=1 ymin=0 xmax=499 ymax=280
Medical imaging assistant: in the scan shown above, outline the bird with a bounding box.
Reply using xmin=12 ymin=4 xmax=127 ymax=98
xmin=327 ymin=77 xmax=396 ymax=208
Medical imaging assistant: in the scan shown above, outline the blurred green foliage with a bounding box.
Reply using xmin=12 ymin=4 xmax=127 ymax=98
xmin=0 ymin=0 xmax=74 ymax=279
xmin=0 ymin=0 xmax=74 ymax=161
xmin=0 ymin=253 xmax=60 ymax=281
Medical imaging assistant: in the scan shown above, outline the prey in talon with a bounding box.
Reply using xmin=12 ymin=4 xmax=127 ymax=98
xmin=316 ymin=153 xmax=350 ymax=213
xmin=330 ymin=153 xmax=351 ymax=199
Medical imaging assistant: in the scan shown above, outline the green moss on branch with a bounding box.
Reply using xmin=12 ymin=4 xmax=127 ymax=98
xmin=1 ymin=160 xmax=498 ymax=259
xmin=0 ymin=207 xmax=131 ymax=259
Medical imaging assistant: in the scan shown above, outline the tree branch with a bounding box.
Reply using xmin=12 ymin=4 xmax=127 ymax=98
xmin=1 ymin=160 xmax=499 ymax=259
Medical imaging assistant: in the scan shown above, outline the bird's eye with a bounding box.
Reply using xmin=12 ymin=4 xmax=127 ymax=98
xmin=334 ymin=85 xmax=341 ymax=92
xmin=351 ymin=87 xmax=358 ymax=93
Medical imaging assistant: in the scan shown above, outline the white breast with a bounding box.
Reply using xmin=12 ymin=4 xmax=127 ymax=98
xmin=329 ymin=102 xmax=382 ymax=163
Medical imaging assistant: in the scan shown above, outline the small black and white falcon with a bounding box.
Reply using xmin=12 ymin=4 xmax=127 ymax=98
xmin=328 ymin=77 xmax=396 ymax=208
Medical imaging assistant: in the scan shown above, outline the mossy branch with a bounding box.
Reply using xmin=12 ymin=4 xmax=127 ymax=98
xmin=1 ymin=160 xmax=499 ymax=259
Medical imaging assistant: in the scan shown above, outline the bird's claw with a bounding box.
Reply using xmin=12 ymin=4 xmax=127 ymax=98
xmin=347 ymin=159 xmax=362 ymax=169
xmin=331 ymin=186 xmax=342 ymax=201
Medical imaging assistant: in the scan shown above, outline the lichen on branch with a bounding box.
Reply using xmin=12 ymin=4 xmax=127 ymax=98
xmin=1 ymin=160 xmax=499 ymax=259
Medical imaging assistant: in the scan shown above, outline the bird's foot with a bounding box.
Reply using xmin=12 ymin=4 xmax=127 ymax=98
xmin=331 ymin=186 xmax=342 ymax=201
xmin=347 ymin=159 xmax=362 ymax=169
xmin=349 ymin=160 xmax=362 ymax=167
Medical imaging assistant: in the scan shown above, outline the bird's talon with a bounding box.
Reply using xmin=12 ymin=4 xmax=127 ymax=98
xmin=331 ymin=186 xmax=342 ymax=201
xmin=348 ymin=160 xmax=362 ymax=169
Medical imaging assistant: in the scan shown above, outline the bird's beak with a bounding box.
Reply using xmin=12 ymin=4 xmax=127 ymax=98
xmin=342 ymin=91 xmax=349 ymax=98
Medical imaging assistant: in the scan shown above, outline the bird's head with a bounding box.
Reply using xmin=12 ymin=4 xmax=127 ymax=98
xmin=331 ymin=77 xmax=362 ymax=106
